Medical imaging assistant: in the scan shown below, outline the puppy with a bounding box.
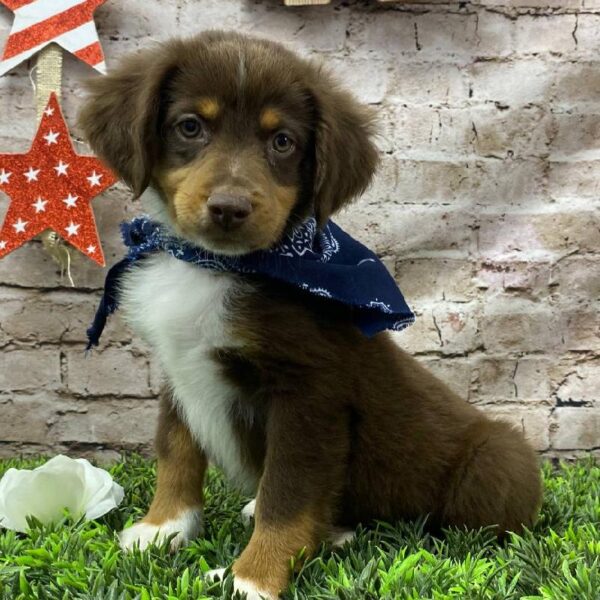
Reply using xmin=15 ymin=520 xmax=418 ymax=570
xmin=80 ymin=31 xmax=542 ymax=600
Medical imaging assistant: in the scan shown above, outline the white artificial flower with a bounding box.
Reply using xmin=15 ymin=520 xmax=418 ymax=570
xmin=0 ymin=455 xmax=124 ymax=533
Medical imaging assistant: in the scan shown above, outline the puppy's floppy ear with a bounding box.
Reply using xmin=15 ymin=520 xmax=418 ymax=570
xmin=310 ymin=73 xmax=379 ymax=228
xmin=78 ymin=45 xmax=179 ymax=196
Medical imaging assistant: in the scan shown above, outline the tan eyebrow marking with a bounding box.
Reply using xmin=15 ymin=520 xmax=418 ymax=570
xmin=260 ymin=107 xmax=282 ymax=130
xmin=196 ymin=97 xmax=220 ymax=120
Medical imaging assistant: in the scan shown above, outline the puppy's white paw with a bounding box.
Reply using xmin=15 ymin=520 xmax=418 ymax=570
xmin=241 ymin=499 xmax=256 ymax=524
xmin=205 ymin=567 xmax=227 ymax=581
xmin=328 ymin=528 xmax=356 ymax=548
xmin=119 ymin=508 xmax=203 ymax=552
xmin=205 ymin=569 xmax=276 ymax=600
xmin=234 ymin=576 xmax=277 ymax=600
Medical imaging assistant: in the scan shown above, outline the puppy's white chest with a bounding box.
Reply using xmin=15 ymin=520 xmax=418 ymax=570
xmin=120 ymin=254 xmax=256 ymax=491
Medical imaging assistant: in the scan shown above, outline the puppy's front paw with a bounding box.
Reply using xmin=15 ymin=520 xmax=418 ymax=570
xmin=119 ymin=508 xmax=203 ymax=552
xmin=233 ymin=576 xmax=278 ymax=600
xmin=328 ymin=528 xmax=356 ymax=548
xmin=205 ymin=567 xmax=226 ymax=581
xmin=205 ymin=568 xmax=277 ymax=600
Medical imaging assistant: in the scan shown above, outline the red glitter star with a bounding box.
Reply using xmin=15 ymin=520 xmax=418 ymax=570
xmin=0 ymin=93 xmax=116 ymax=266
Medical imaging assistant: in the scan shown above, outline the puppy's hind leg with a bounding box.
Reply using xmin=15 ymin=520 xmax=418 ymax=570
xmin=119 ymin=388 xmax=207 ymax=552
xmin=441 ymin=418 xmax=542 ymax=535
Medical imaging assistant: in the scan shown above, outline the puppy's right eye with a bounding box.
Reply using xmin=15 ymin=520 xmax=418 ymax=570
xmin=176 ymin=116 xmax=203 ymax=139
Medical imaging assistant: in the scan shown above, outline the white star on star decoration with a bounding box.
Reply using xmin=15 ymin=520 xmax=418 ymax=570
xmin=0 ymin=169 xmax=11 ymax=185
xmin=32 ymin=197 xmax=48 ymax=213
xmin=62 ymin=194 xmax=79 ymax=209
xmin=0 ymin=240 xmax=6 ymax=250
xmin=65 ymin=222 xmax=81 ymax=237
xmin=54 ymin=161 xmax=69 ymax=176
xmin=24 ymin=167 xmax=40 ymax=182
xmin=86 ymin=245 xmax=96 ymax=255
xmin=12 ymin=218 xmax=28 ymax=233
xmin=87 ymin=171 xmax=102 ymax=187
xmin=43 ymin=130 xmax=60 ymax=145
xmin=43 ymin=107 xmax=55 ymax=117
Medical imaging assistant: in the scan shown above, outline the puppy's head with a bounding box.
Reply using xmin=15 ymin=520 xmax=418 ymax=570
xmin=79 ymin=31 xmax=378 ymax=255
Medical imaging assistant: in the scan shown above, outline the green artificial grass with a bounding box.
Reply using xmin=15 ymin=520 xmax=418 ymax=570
xmin=0 ymin=456 xmax=598 ymax=600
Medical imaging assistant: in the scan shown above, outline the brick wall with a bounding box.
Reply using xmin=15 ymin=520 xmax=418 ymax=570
xmin=0 ymin=0 xmax=598 ymax=461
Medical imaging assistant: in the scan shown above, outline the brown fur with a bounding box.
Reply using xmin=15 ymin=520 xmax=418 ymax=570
xmin=80 ymin=31 xmax=542 ymax=599
xmin=145 ymin=389 xmax=207 ymax=525
xmin=233 ymin=509 xmax=323 ymax=594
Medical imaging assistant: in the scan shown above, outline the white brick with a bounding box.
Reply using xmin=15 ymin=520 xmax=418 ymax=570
xmin=350 ymin=11 xmax=416 ymax=57
xmin=387 ymin=64 xmax=467 ymax=105
xmin=553 ymin=63 xmax=600 ymax=108
xmin=469 ymin=60 xmax=554 ymax=106
xmin=239 ymin=2 xmax=350 ymax=54
xmin=48 ymin=399 xmax=158 ymax=445
xmin=328 ymin=57 xmax=390 ymax=104
xmin=548 ymin=160 xmax=600 ymax=199
xmin=575 ymin=14 xmax=600 ymax=55
xmin=396 ymin=258 xmax=475 ymax=303
xmin=415 ymin=13 xmax=479 ymax=58
xmin=472 ymin=356 xmax=554 ymax=405
xmin=481 ymin=300 xmax=563 ymax=353
xmin=66 ymin=347 xmax=152 ymax=398
xmin=551 ymin=113 xmax=600 ymax=161
xmin=0 ymin=395 xmax=67 ymax=443
xmin=514 ymin=357 xmax=553 ymax=403
xmin=470 ymin=106 xmax=552 ymax=159
xmin=479 ymin=212 xmax=600 ymax=260
xmin=337 ymin=204 xmax=476 ymax=258
xmin=475 ymin=12 xmax=515 ymax=58
xmin=0 ymin=350 xmax=61 ymax=392
xmin=553 ymin=361 xmax=599 ymax=406
xmin=433 ymin=305 xmax=481 ymax=355
xmin=384 ymin=105 xmax=475 ymax=158
xmin=514 ymin=15 xmax=577 ymax=55
xmin=550 ymin=257 xmax=600 ymax=301
xmin=552 ymin=408 xmax=600 ymax=450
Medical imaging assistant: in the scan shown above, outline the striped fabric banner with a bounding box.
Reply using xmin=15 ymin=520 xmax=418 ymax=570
xmin=0 ymin=0 xmax=107 ymax=76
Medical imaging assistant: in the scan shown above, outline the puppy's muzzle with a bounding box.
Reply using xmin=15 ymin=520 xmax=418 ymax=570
xmin=207 ymin=193 xmax=253 ymax=231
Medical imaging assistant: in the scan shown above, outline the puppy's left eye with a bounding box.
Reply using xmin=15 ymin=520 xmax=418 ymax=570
xmin=176 ymin=116 xmax=204 ymax=139
xmin=271 ymin=132 xmax=295 ymax=154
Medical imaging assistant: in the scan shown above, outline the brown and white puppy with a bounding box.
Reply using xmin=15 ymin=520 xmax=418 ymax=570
xmin=80 ymin=31 xmax=542 ymax=600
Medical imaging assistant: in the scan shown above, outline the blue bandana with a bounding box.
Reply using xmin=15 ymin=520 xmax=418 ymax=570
xmin=86 ymin=216 xmax=415 ymax=349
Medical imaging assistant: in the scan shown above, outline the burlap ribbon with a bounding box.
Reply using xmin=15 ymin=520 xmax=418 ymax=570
xmin=33 ymin=44 xmax=74 ymax=286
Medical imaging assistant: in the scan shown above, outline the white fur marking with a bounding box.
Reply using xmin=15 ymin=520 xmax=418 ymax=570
xmin=206 ymin=569 xmax=276 ymax=600
xmin=120 ymin=253 xmax=258 ymax=493
xmin=234 ymin=576 xmax=277 ymax=600
xmin=241 ymin=498 xmax=256 ymax=524
xmin=119 ymin=508 xmax=203 ymax=552
xmin=329 ymin=528 xmax=356 ymax=548
xmin=205 ymin=567 xmax=226 ymax=581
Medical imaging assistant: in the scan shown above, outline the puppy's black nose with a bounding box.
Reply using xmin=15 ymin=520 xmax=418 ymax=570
xmin=207 ymin=193 xmax=253 ymax=230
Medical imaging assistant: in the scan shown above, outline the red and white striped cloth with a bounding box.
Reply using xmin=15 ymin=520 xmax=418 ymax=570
xmin=0 ymin=0 xmax=108 ymax=76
